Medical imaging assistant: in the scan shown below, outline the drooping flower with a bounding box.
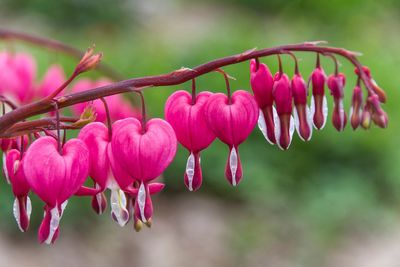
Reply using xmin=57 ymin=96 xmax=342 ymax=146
xmin=310 ymin=61 xmax=328 ymax=130
xmin=78 ymin=121 xmax=135 ymax=225
xmin=249 ymin=59 xmax=276 ymax=144
xmin=4 ymin=149 xmax=31 ymax=232
xmin=327 ymin=73 xmax=347 ymax=131
xmin=165 ymin=90 xmax=216 ymax=191
xmin=23 ymin=137 xmax=89 ymax=244
xmin=71 ymin=78 xmax=140 ymax=122
xmin=204 ymin=90 xmax=258 ymax=186
xmin=111 ymin=118 xmax=177 ymax=225
xmin=292 ymin=73 xmax=312 ymax=141
xmin=273 ymin=73 xmax=294 ymax=150
xmin=0 ymin=51 xmax=37 ymax=104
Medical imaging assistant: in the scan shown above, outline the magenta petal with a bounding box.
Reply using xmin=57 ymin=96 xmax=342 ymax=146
xmin=111 ymin=118 xmax=177 ymax=183
xmin=23 ymin=137 xmax=89 ymax=207
xmin=5 ymin=149 xmax=30 ymax=196
xmin=78 ymin=122 xmax=110 ymax=189
xmin=38 ymin=64 xmax=65 ymax=98
xmin=165 ymin=90 xmax=216 ymax=152
xmin=250 ymin=59 xmax=274 ymax=108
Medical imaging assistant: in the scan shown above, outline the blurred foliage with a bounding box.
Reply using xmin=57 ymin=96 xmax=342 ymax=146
xmin=0 ymin=0 xmax=399 ymax=261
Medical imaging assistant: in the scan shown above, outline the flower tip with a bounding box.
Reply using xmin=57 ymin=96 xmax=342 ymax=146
xmin=134 ymin=220 xmax=143 ymax=232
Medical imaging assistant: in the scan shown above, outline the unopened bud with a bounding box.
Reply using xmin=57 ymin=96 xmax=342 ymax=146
xmin=75 ymin=45 xmax=103 ymax=74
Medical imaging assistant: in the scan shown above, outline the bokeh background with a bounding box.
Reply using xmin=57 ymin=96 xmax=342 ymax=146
xmin=0 ymin=0 xmax=399 ymax=266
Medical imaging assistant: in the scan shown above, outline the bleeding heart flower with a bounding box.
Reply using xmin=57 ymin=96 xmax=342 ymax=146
xmin=204 ymin=90 xmax=258 ymax=186
xmin=327 ymin=73 xmax=347 ymax=131
xmin=111 ymin=117 xmax=177 ymax=224
xmin=292 ymin=73 xmax=312 ymax=141
xmin=249 ymin=59 xmax=276 ymax=144
xmin=4 ymin=149 xmax=31 ymax=232
xmin=79 ymin=121 xmax=134 ymax=226
xmin=273 ymin=73 xmax=295 ymax=150
xmin=165 ymin=90 xmax=216 ymax=191
xmin=23 ymin=137 xmax=89 ymax=244
xmin=0 ymin=51 xmax=36 ymax=104
xmin=350 ymin=85 xmax=363 ymax=130
xmin=71 ymin=78 xmax=140 ymax=122
xmin=37 ymin=64 xmax=65 ymax=98
xmin=310 ymin=64 xmax=328 ymax=130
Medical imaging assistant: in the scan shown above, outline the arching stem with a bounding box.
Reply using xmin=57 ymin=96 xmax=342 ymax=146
xmin=215 ymin=68 xmax=232 ymax=104
xmin=100 ymin=97 xmax=112 ymax=137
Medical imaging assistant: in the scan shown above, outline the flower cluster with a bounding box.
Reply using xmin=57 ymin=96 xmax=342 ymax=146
xmin=250 ymin=55 xmax=388 ymax=150
xmin=0 ymin=40 xmax=389 ymax=245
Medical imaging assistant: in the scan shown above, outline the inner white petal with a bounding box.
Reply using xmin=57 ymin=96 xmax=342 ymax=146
xmin=306 ymin=105 xmax=313 ymax=141
xmin=322 ymin=96 xmax=328 ymax=129
xmin=45 ymin=207 xmax=61 ymax=245
xmin=257 ymin=109 xmax=273 ymax=145
xmin=137 ymin=182 xmax=147 ymax=222
xmin=229 ymin=147 xmax=238 ymax=186
xmin=273 ymin=106 xmax=282 ymax=150
xmin=110 ymin=189 xmax=128 ymax=227
xmin=185 ymin=152 xmax=195 ymax=191
xmin=13 ymin=197 xmax=22 ymax=232
xmin=339 ymin=99 xmax=345 ymax=131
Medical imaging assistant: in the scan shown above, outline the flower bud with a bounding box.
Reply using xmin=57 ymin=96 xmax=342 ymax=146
xmin=350 ymin=85 xmax=363 ymax=130
xmin=327 ymin=73 xmax=347 ymax=131
xmin=310 ymin=66 xmax=327 ymax=130
xmin=361 ymin=102 xmax=372 ymax=129
xmin=368 ymin=94 xmax=388 ymax=128
xmin=292 ymin=73 xmax=312 ymax=141
xmin=273 ymin=73 xmax=294 ymax=150
xmin=355 ymin=66 xmax=386 ymax=103
xmin=250 ymin=59 xmax=276 ymax=144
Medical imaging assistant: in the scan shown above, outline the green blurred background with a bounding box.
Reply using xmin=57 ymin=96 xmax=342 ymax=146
xmin=0 ymin=0 xmax=399 ymax=266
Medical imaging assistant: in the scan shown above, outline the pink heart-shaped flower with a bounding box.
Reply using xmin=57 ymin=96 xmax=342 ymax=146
xmin=204 ymin=90 xmax=258 ymax=186
xmin=111 ymin=117 xmax=177 ymax=223
xmin=23 ymin=136 xmax=89 ymax=208
xmin=165 ymin=90 xmax=216 ymax=191
xmin=79 ymin=121 xmax=133 ymax=224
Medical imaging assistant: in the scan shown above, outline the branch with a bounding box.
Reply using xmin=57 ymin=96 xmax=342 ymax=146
xmin=0 ymin=41 xmax=384 ymax=136
xmin=0 ymin=28 xmax=123 ymax=80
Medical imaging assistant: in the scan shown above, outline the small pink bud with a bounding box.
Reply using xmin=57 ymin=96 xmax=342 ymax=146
xmin=310 ymin=66 xmax=327 ymax=130
xmin=361 ymin=102 xmax=372 ymax=129
xmin=273 ymin=73 xmax=294 ymax=150
xmin=327 ymin=73 xmax=347 ymax=131
xmin=350 ymin=85 xmax=363 ymax=130
xmin=355 ymin=66 xmax=387 ymax=103
xmin=75 ymin=45 xmax=102 ymax=75
xmin=368 ymin=94 xmax=388 ymax=128
xmin=291 ymin=73 xmax=312 ymax=141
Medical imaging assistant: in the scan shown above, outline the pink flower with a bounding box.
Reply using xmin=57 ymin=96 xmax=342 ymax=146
xmin=78 ymin=121 xmax=134 ymax=225
xmin=327 ymin=73 xmax=347 ymax=131
xmin=4 ymin=149 xmax=31 ymax=232
xmin=23 ymin=137 xmax=89 ymax=244
xmin=165 ymin=90 xmax=216 ymax=191
xmin=273 ymin=73 xmax=294 ymax=150
xmin=250 ymin=59 xmax=276 ymax=144
xmin=368 ymin=94 xmax=388 ymax=128
xmin=0 ymin=51 xmax=37 ymax=104
xmin=111 ymin=118 xmax=177 ymax=224
xmin=292 ymin=73 xmax=312 ymax=141
xmin=204 ymin=90 xmax=258 ymax=186
xmin=37 ymin=64 xmax=65 ymax=98
xmin=71 ymin=78 xmax=140 ymax=122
